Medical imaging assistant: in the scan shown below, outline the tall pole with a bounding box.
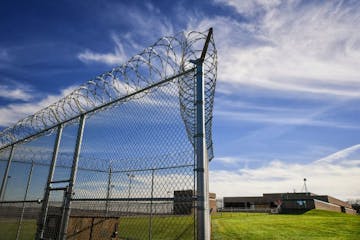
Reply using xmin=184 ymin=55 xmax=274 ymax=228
xmin=59 ymin=115 xmax=86 ymax=240
xmin=149 ymin=169 xmax=155 ymax=240
xmin=191 ymin=58 xmax=210 ymax=240
xmin=16 ymin=161 xmax=34 ymax=240
xmin=0 ymin=145 xmax=15 ymax=201
xmin=36 ymin=124 xmax=63 ymax=239
xmin=127 ymin=173 xmax=135 ymax=215
xmin=105 ymin=164 xmax=112 ymax=217
xmin=194 ymin=28 xmax=213 ymax=240
xmin=303 ymin=178 xmax=308 ymax=193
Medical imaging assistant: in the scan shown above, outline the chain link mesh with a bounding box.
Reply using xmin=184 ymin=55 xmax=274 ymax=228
xmin=0 ymin=29 xmax=216 ymax=240
xmin=0 ymin=30 xmax=216 ymax=159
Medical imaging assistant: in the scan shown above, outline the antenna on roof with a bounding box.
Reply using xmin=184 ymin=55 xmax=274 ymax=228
xmin=301 ymin=178 xmax=308 ymax=193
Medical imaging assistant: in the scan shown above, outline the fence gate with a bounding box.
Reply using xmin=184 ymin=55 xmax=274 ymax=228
xmin=0 ymin=28 xmax=217 ymax=240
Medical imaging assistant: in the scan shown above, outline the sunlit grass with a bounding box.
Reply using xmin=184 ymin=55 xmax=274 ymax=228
xmin=212 ymin=210 xmax=360 ymax=240
xmin=1 ymin=210 xmax=359 ymax=239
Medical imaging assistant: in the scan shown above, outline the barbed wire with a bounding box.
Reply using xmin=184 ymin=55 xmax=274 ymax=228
xmin=0 ymin=29 xmax=217 ymax=159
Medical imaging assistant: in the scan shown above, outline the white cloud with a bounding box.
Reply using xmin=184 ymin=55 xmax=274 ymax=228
xmin=77 ymin=2 xmax=174 ymax=66
xmin=213 ymin=95 xmax=358 ymax=129
xmin=78 ymin=50 xmax=125 ymax=65
xmin=0 ymin=85 xmax=33 ymax=101
xmin=216 ymin=156 xmax=240 ymax=164
xmin=195 ymin=1 xmax=360 ymax=98
xmin=0 ymin=86 xmax=77 ymax=127
xmin=123 ymin=5 xmax=173 ymax=39
xmin=316 ymin=144 xmax=360 ymax=164
xmin=74 ymin=171 xmax=194 ymax=199
xmin=78 ymin=34 xmax=128 ymax=65
xmin=210 ymin=144 xmax=360 ymax=200
xmin=214 ymin=0 xmax=282 ymax=16
xmin=0 ymin=48 xmax=8 ymax=60
xmin=215 ymin=110 xmax=358 ymax=129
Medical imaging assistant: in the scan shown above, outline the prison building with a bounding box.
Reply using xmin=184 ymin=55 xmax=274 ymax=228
xmin=280 ymin=192 xmax=357 ymax=214
xmin=223 ymin=192 xmax=357 ymax=214
xmin=209 ymin=192 xmax=217 ymax=214
xmin=223 ymin=194 xmax=279 ymax=211
xmin=173 ymin=190 xmax=217 ymax=215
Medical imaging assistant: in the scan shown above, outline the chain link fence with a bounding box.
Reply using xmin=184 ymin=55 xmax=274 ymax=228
xmin=0 ymin=29 xmax=216 ymax=240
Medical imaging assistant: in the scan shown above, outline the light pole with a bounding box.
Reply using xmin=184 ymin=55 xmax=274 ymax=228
xmin=126 ymin=173 xmax=135 ymax=215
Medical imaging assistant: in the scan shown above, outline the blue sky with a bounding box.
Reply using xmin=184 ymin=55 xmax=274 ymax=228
xmin=0 ymin=0 xmax=360 ymax=200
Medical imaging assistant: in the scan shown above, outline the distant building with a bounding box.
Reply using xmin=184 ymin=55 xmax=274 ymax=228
xmin=223 ymin=192 xmax=357 ymax=214
xmin=209 ymin=192 xmax=217 ymax=214
xmin=174 ymin=190 xmax=193 ymax=215
xmin=173 ymin=190 xmax=217 ymax=215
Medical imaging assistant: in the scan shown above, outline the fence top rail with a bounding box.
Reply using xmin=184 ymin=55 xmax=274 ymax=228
xmin=0 ymin=28 xmax=217 ymax=156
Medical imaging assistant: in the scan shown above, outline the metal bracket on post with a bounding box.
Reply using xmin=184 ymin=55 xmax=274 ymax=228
xmin=0 ymin=144 xmax=15 ymax=201
xmin=59 ymin=114 xmax=86 ymax=240
xmin=191 ymin=27 xmax=213 ymax=240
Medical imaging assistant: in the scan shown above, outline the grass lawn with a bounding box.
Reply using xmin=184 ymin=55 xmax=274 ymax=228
xmin=117 ymin=215 xmax=194 ymax=239
xmin=0 ymin=219 xmax=36 ymax=240
xmin=211 ymin=210 xmax=360 ymax=240
xmin=0 ymin=215 xmax=195 ymax=240
xmin=1 ymin=210 xmax=359 ymax=239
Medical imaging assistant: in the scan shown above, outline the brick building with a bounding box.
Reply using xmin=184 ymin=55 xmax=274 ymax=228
xmin=173 ymin=190 xmax=217 ymax=215
xmin=223 ymin=192 xmax=357 ymax=214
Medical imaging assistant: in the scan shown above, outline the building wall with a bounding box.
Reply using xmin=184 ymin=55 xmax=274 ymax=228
xmin=280 ymin=199 xmax=315 ymax=214
xmin=326 ymin=196 xmax=352 ymax=208
xmin=174 ymin=190 xmax=193 ymax=215
xmin=223 ymin=196 xmax=266 ymax=208
xmin=314 ymin=199 xmax=341 ymax=212
xmin=262 ymin=193 xmax=282 ymax=202
xmin=281 ymin=192 xmax=315 ymax=200
xmin=223 ymin=192 xmax=357 ymax=215
xmin=209 ymin=193 xmax=217 ymax=214
xmin=173 ymin=190 xmax=217 ymax=215
xmin=345 ymin=208 xmax=357 ymax=215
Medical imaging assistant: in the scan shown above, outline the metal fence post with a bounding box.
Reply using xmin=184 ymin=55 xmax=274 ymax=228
xmin=36 ymin=124 xmax=63 ymax=239
xmin=192 ymin=58 xmax=210 ymax=240
xmin=149 ymin=169 xmax=155 ymax=240
xmin=0 ymin=144 xmax=15 ymax=201
xmin=127 ymin=173 xmax=135 ymax=215
xmin=16 ymin=160 xmax=34 ymax=240
xmin=59 ymin=115 xmax=86 ymax=240
xmin=105 ymin=164 xmax=112 ymax=217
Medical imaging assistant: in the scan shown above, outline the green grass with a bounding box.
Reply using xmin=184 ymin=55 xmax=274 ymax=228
xmin=117 ymin=215 xmax=194 ymax=239
xmin=1 ymin=210 xmax=359 ymax=239
xmin=0 ymin=219 xmax=36 ymax=240
xmin=0 ymin=215 xmax=195 ymax=240
xmin=212 ymin=210 xmax=360 ymax=240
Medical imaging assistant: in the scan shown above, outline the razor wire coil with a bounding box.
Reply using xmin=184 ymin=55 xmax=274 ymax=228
xmin=0 ymin=30 xmax=217 ymax=159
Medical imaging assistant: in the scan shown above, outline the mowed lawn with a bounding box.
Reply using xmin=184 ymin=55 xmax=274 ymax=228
xmin=212 ymin=210 xmax=360 ymax=240
xmin=1 ymin=210 xmax=359 ymax=239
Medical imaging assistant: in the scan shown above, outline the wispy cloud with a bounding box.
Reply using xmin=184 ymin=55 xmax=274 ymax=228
xmin=214 ymin=96 xmax=358 ymax=129
xmin=195 ymin=1 xmax=360 ymax=98
xmin=78 ymin=34 xmax=128 ymax=65
xmin=316 ymin=144 xmax=360 ymax=164
xmin=0 ymin=48 xmax=8 ymax=60
xmin=214 ymin=0 xmax=281 ymax=16
xmin=0 ymin=86 xmax=77 ymax=127
xmin=216 ymin=110 xmax=359 ymax=129
xmin=216 ymin=156 xmax=240 ymax=165
xmin=210 ymin=144 xmax=360 ymax=200
xmin=0 ymin=85 xmax=33 ymax=101
xmin=77 ymin=2 xmax=174 ymax=66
